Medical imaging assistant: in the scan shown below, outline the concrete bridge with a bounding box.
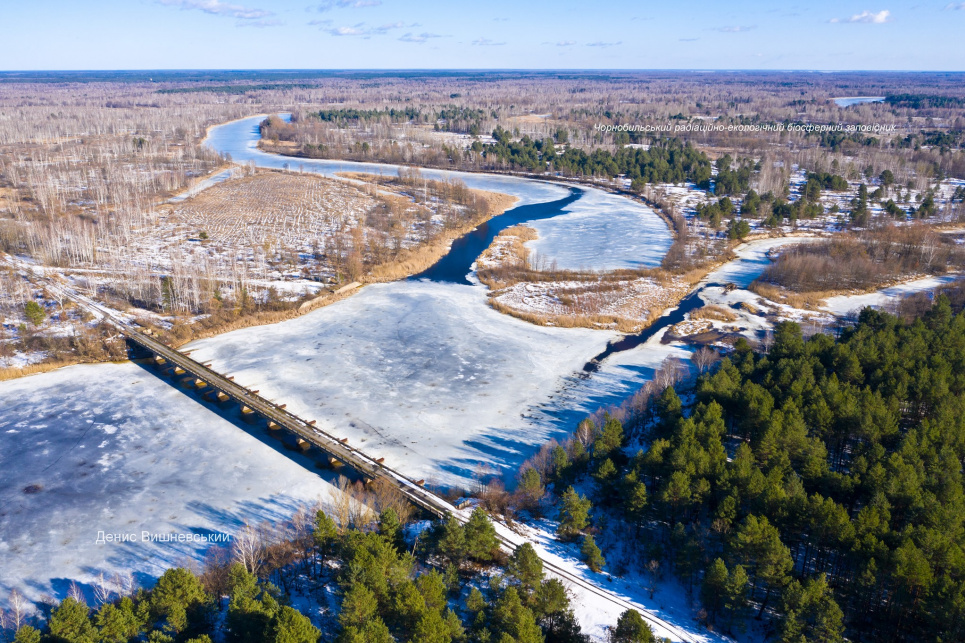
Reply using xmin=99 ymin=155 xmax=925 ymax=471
xmin=1 ymin=253 xmax=702 ymax=643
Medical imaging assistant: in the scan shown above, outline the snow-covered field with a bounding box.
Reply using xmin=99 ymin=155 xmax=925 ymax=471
xmin=822 ymin=273 xmax=962 ymax=316
xmin=0 ymin=362 xmax=337 ymax=605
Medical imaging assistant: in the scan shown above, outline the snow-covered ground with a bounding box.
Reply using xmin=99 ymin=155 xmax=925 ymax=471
xmin=486 ymin=518 xmax=729 ymax=643
xmin=822 ymin=273 xmax=962 ymax=317
xmin=0 ymin=362 xmax=338 ymax=606
xmin=705 ymin=236 xmax=817 ymax=288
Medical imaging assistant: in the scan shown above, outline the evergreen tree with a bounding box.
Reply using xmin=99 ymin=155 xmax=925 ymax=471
xmin=580 ymin=535 xmax=606 ymax=573
xmin=490 ymin=587 xmax=544 ymax=643
xmin=508 ymin=543 xmax=544 ymax=596
xmin=464 ymin=508 xmax=500 ymax=562
xmin=611 ymin=610 xmax=655 ymax=643
xmin=270 ymin=606 xmax=320 ymax=643
xmin=701 ymin=558 xmax=729 ymax=623
xmin=517 ymin=467 xmax=546 ymax=512
xmin=47 ymin=597 xmax=96 ymax=643
xmin=557 ymin=487 xmax=592 ymax=541
xmin=735 ymin=515 xmax=793 ymax=617
xmin=339 ymin=583 xmax=378 ymax=632
xmin=378 ymin=507 xmax=404 ymax=552
xmin=95 ymin=597 xmax=145 ymax=643
xmin=780 ymin=575 xmax=845 ymax=643
xmin=593 ymin=415 xmax=624 ymax=461
xmin=436 ymin=514 xmax=467 ymax=566
xmin=148 ymin=567 xmax=211 ymax=636
xmin=13 ymin=626 xmax=41 ymax=643
xmin=314 ymin=510 xmax=338 ymax=557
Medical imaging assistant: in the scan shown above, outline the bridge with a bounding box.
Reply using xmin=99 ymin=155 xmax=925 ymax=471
xmin=2 ymin=253 xmax=703 ymax=643
xmin=120 ymin=323 xmax=449 ymax=518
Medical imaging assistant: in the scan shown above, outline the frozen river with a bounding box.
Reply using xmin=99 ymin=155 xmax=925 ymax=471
xmin=0 ymin=115 xmax=678 ymax=604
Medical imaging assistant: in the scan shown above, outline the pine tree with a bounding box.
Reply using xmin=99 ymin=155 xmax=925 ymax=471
xmin=490 ymin=587 xmax=544 ymax=643
xmin=95 ymin=597 xmax=145 ymax=643
xmin=611 ymin=609 xmax=655 ymax=643
xmin=557 ymin=487 xmax=592 ymax=541
xmin=148 ymin=567 xmax=211 ymax=636
xmin=48 ymin=597 xmax=96 ymax=643
xmin=464 ymin=508 xmax=499 ymax=562
xmin=780 ymin=575 xmax=844 ymax=643
xmin=725 ymin=565 xmax=749 ymax=633
xmin=517 ymin=467 xmax=546 ymax=512
xmin=623 ymin=473 xmax=648 ymax=530
xmin=338 ymin=584 xmax=378 ymax=632
xmin=270 ymin=606 xmax=320 ymax=643
xmin=735 ymin=515 xmax=792 ymax=617
xmin=701 ymin=558 xmax=729 ymax=623
xmin=508 ymin=543 xmax=544 ymax=596
xmin=436 ymin=514 xmax=466 ymax=566
xmin=377 ymin=507 xmax=404 ymax=552
xmin=580 ymin=535 xmax=606 ymax=573
xmin=593 ymin=415 xmax=624 ymax=460
xmin=313 ymin=510 xmax=338 ymax=557
xmin=12 ymin=626 xmax=41 ymax=643
xmin=550 ymin=445 xmax=571 ymax=483
xmin=592 ymin=458 xmax=618 ymax=496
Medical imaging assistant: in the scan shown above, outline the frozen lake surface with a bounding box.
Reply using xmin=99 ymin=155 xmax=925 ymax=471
xmin=186 ymin=281 xmax=616 ymax=487
xmin=832 ymin=96 xmax=885 ymax=107
xmin=0 ymin=362 xmax=337 ymax=604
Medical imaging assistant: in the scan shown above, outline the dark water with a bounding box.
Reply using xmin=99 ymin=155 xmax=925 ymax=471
xmin=582 ymin=288 xmax=707 ymax=373
xmin=407 ymin=180 xmax=711 ymax=370
xmin=411 ymin=187 xmax=583 ymax=284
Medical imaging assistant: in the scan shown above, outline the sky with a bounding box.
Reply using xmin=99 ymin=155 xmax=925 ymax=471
xmin=1 ymin=0 xmax=963 ymax=71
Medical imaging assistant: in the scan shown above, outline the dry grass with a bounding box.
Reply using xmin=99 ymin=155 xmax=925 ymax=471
xmin=167 ymin=171 xmax=377 ymax=250
xmin=477 ymin=226 xmax=692 ymax=333
xmin=352 ymin=176 xmax=519 ymax=282
xmin=690 ymin=304 xmax=738 ymax=322
xmin=488 ymin=299 xmax=661 ymax=333
xmin=0 ymin=358 xmax=123 ymax=381
xmin=748 ymin=281 xmax=840 ymax=310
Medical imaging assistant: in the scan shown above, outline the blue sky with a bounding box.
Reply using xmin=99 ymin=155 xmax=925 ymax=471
xmin=2 ymin=0 xmax=963 ymax=70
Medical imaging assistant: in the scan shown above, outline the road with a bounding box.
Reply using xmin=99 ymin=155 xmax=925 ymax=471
xmin=2 ymin=252 xmax=706 ymax=643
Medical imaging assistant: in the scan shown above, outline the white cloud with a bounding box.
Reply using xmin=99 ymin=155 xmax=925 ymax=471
xmin=944 ymin=2 xmax=965 ymax=8
xmin=314 ymin=0 xmax=382 ymax=10
xmin=158 ymin=0 xmax=272 ymax=21
xmin=472 ymin=38 xmax=506 ymax=46
xmin=322 ymin=20 xmax=404 ymax=36
xmin=679 ymin=37 xmax=699 ymax=42
xmin=398 ymin=32 xmax=442 ymax=43
xmin=555 ymin=40 xmax=577 ymax=47
xmin=716 ymin=25 xmax=757 ymax=32
xmin=239 ymin=18 xmax=284 ymax=27
xmin=831 ymin=9 xmax=892 ymax=23
xmin=586 ymin=41 xmax=622 ymax=47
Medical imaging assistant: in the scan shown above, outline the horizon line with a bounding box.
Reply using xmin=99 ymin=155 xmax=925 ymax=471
xmin=1 ymin=68 xmax=965 ymax=74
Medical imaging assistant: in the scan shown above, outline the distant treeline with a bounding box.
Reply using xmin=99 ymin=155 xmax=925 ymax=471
xmin=311 ymin=107 xmax=423 ymax=123
xmin=157 ymin=83 xmax=313 ymax=94
xmin=474 ymin=126 xmax=713 ymax=185
xmin=886 ymin=94 xmax=965 ymax=109
xmin=307 ymin=106 xmax=487 ymax=134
